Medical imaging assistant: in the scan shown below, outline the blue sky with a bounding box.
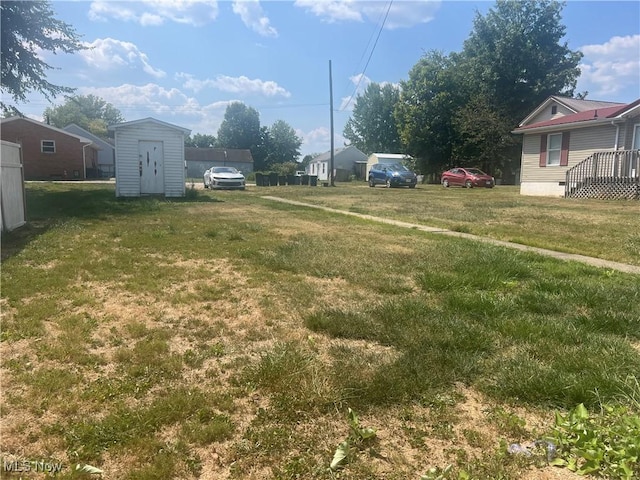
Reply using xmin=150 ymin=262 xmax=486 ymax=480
xmin=13 ymin=0 xmax=640 ymax=157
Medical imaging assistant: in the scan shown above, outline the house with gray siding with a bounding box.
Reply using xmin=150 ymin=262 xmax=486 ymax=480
xmin=63 ymin=123 xmax=115 ymax=178
xmin=308 ymin=146 xmax=367 ymax=182
xmin=109 ymin=117 xmax=191 ymax=197
xmin=513 ymin=96 xmax=640 ymax=198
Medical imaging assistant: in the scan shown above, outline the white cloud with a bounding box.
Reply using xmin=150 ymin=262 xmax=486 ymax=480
xmin=177 ymin=72 xmax=291 ymax=97
xmin=577 ymin=35 xmax=640 ymax=98
xmin=298 ymin=126 xmax=347 ymax=156
xmin=79 ymin=38 xmax=166 ymax=78
xmin=88 ymin=0 xmax=219 ymax=26
xmin=77 ymin=83 xmax=236 ymax=134
xmin=232 ymin=0 xmax=278 ymax=37
xmin=340 ymin=73 xmax=371 ymax=110
xmin=294 ymin=0 xmax=440 ymax=29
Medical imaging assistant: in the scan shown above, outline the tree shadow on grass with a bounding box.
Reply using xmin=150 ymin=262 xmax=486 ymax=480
xmin=1 ymin=183 xmax=222 ymax=263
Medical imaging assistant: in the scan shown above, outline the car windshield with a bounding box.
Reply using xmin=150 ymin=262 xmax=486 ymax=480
xmin=213 ymin=167 xmax=238 ymax=173
xmin=465 ymin=168 xmax=486 ymax=175
xmin=387 ymin=164 xmax=409 ymax=172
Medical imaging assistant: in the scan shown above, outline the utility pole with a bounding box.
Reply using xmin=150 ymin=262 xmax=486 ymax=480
xmin=329 ymin=60 xmax=335 ymax=186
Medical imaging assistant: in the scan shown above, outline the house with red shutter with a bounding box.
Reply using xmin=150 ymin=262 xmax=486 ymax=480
xmin=0 ymin=116 xmax=98 ymax=180
xmin=512 ymin=96 xmax=640 ymax=199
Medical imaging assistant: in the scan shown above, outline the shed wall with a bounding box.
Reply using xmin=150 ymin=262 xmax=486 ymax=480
xmin=115 ymin=123 xmax=186 ymax=197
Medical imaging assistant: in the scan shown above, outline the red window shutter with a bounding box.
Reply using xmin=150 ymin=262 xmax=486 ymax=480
xmin=539 ymin=134 xmax=547 ymax=167
xmin=560 ymin=131 xmax=570 ymax=166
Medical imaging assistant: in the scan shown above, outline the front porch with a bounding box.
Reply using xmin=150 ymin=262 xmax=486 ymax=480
xmin=565 ymin=150 xmax=639 ymax=200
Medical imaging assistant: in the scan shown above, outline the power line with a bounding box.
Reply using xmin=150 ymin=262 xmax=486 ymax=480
xmin=340 ymin=0 xmax=393 ymax=111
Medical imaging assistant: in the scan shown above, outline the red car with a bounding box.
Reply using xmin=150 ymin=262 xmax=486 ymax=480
xmin=441 ymin=167 xmax=495 ymax=188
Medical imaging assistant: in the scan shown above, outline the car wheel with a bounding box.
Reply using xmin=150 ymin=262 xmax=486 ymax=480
xmin=386 ymin=179 xmax=392 ymax=188
xmin=409 ymin=184 xmax=416 ymax=189
xmin=442 ymin=179 xmax=449 ymax=188
xmin=369 ymin=177 xmax=375 ymax=187
xmin=203 ymin=179 xmax=208 ymax=188
xmin=465 ymin=179 xmax=473 ymax=188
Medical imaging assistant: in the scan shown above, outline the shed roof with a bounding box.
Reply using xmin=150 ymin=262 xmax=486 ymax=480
xmin=108 ymin=117 xmax=191 ymax=134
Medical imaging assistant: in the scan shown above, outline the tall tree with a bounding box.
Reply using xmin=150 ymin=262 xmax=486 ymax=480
xmin=1 ymin=1 xmax=84 ymax=114
xmin=265 ymin=120 xmax=302 ymax=167
xmin=343 ymin=83 xmax=401 ymax=154
xmin=44 ymin=94 xmax=124 ymax=137
xmin=457 ymin=0 xmax=583 ymax=177
xmin=462 ymin=0 xmax=582 ymax=121
xmin=217 ymin=102 xmax=263 ymax=167
xmin=395 ymin=51 xmax=462 ymax=175
xmin=185 ymin=133 xmax=216 ymax=148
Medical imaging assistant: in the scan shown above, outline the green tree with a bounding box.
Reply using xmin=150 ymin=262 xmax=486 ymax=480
xmin=1 ymin=1 xmax=84 ymax=114
xmin=265 ymin=120 xmax=302 ymax=167
xmin=185 ymin=133 xmax=216 ymax=148
xmin=343 ymin=83 xmax=401 ymax=154
xmin=44 ymin=94 xmax=124 ymax=137
xmin=456 ymin=0 xmax=583 ymax=178
xmin=216 ymin=102 xmax=264 ymax=167
xmin=462 ymin=0 xmax=582 ymax=121
xmin=395 ymin=51 xmax=462 ymax=175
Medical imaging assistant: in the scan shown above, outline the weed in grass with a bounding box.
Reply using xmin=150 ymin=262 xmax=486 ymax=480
xmin=486 ymin=406 xmax=529 ymax=440
xmin=549 ymin=402 xmax=640 ymax=479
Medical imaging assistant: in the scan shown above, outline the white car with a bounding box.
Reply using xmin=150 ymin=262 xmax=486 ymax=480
xmin=203 ymin=166 xmax=246 ymax=190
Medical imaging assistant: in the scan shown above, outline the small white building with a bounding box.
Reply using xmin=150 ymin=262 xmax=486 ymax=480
xmin=308 ymin=146 xmax=367 ymax=182
xmin=109 ymin=118 xmax=191 ymax=197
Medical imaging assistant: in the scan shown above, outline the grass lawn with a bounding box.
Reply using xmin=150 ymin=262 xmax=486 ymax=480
xmin=1 ymin=182 xmax=638 ymax=479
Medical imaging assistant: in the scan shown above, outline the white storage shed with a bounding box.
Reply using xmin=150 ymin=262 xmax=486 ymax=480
xmin=109 ymin=118 xmax=191 ymax=197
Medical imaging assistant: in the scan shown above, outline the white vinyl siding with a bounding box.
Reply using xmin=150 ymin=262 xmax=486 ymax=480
xmin=113 ymin=120 xmax=187 ymax=197
xmin=547 ymin=134 xmax=562 ymax=166
xmin=41 ymin=140 xmax=55 ymax=153
xmin=520 ymin=124 xmax=618 ymax=184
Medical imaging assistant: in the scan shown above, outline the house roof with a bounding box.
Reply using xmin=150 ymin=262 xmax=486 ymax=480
xmin=310 ymin=145 xmax=367 ymax=163
xmin=512 ymin=98 xmax=640 ymax=134
xmin=1 ymin=116 xmax=96 ymax=145
xmin=63 ymin=124 xmax=114 ymax=151
xmin=518 ymin=96 xmax=626 ymax=127
xmin=185 ymin=147 xmax=253 ymax=163
xmin=108 ymin=117 xmax=191 ymax=134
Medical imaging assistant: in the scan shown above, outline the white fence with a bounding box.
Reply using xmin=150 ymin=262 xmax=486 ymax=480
xmin=1 ymin=140 xmax=27 ymax=232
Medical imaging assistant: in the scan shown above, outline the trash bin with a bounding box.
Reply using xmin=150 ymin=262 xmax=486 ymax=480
xmin=278 ymin=175 xmax=287 ymax=186
xmin=255 ymin=172 xmax=264 ymax=187
xmin=287 ymin=174 xmax=295 ymax=185
xmin=301 ymin=174 xmax=309 ymax=185
xmin=269 ymin=172 xmax=278 ymax=186
xmin=309 ymin=175 xmax=318 ymax=186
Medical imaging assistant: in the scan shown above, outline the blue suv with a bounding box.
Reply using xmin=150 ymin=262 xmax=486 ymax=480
xmin=368 ymin=163 xmax=417 ymax=188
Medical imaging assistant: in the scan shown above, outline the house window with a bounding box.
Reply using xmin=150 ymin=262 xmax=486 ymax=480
xmin=322 ymin=163 xmax=326 ymax=174
xmin=633 ymin=124 xmax=640 ymax=150
xmin=551 ymin=105 xmax=557 ymax=115
xmin=547 ymin=133 xmax=562 ymax=165
xmin=41 ymin=140 xmax=55 ymax=153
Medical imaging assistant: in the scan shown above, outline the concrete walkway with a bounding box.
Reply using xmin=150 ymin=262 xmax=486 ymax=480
xmin=262 ymin=196 xmax=640 ymax=275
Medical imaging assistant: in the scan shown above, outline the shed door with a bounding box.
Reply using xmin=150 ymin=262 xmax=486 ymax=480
xmin=139 ymin=141 xmax=164 ymax=194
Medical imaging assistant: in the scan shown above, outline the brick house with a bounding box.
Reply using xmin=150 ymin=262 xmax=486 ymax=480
xmin=0 ymin=116 xmax=98 ymax=180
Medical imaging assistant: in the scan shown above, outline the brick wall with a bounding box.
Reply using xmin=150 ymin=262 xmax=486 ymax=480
xmin=0 ymin=119 xmax=94 ymax=180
